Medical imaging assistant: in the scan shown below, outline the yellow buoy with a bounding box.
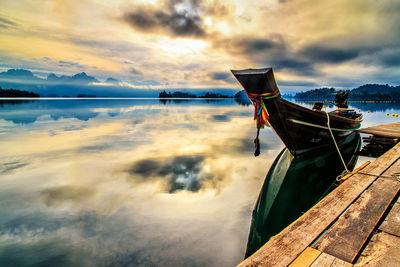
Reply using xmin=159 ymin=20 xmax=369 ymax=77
xmin=367 ymin=110 xmax=370 ymax=113
xmin=386 ymin=113 xmax=390 ymax=116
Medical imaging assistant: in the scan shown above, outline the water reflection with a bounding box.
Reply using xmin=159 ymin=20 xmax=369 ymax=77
xmin=127 ymin=155 xmax=206 ymax=193
xmin=0 ymin=99 xmax=283 ymax=266
xmin=0 ymin=99 xmax=398 ymax=266
xmin=245 ymin=132 xmax=361 ymax=258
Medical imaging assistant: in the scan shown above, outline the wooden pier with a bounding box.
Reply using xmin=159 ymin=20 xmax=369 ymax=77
xmin=357 ymin=122 xmax=400 ymax=157
xmin=357 ymin=122 xmax=400 ymax=138
xmin=239 ymin=123 xmax=400 ymax=267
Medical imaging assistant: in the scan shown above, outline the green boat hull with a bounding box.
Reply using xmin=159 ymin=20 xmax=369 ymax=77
xmin=245 ymin=132 xmax=361 ymax=258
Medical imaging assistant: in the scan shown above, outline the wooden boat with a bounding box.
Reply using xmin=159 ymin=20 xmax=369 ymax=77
xmin=245 ymin=132 xmax=361 ymax=258
xmin=231 ymin=68 xmax=363 ymax=156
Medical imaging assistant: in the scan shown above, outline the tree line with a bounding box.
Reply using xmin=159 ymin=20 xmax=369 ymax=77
xmin=0 ymin=87 xmax=39 ymax=97
xmin=294 ymin=84 xmax=400 ymax=100
xmin=159 ymin=90 xmax=231 ymax=98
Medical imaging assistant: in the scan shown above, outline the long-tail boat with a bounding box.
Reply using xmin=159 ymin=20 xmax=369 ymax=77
xmin=231 ymin=68 xmax=363 ymax=156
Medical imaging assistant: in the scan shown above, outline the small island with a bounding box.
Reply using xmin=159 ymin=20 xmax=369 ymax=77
xmin=159 ymin=90 xmax=231 ymax=98
xmin=159 ymin=91 xmax=196 ymax=98
xmin=0 ymin=86 xmax=39 ymax=98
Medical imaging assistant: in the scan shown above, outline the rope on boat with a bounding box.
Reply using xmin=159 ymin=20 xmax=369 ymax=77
xmin=288 ymin=119 xmax=361 ymax=132
xmin=323 ymin=110 xmax=350 ymax=181
xmin=247 ymin=88 xmax=280 ymax=100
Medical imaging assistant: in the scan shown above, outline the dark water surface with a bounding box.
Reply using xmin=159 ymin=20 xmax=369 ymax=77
xmin=0 ymin=99 xmax=399 ymax=266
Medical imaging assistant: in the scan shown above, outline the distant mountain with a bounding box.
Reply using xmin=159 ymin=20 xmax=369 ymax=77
xmin=105 ymin=77 xmax=120 ymax=84
xmin=0 ymin=69 xmax=39 ymax=81
xmin=294 ymin=84 xmax=400 ymax=100
xmin=71 ymin=72 xmax=98 ymax=83
xmin=0 ymin=68 xmax=239 ymax=98
xmin=0 ymin=68 xmax=148 ymax=97
xmin=46 ymin=72 xmax=99 ymax=84
xmin=1 ymin=69 xmax=35 ymax=78
xmin=47 ymin=73 xmax=59 ymax=82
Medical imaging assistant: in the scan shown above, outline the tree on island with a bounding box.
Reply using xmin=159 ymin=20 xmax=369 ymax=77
xmin=158 ymin=90 xmax=196 ymax=98
xmin=0 ymin=86 xmax=39 ymax=97
xmin=198 ymin=92 xmax=230 ymax=98
xmin=294 ymin=84 xmax=400 ymax=101
xmin=159 ymin=90 xmax=233 ymax=98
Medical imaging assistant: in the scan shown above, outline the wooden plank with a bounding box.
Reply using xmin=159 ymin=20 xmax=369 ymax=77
xmin=310 ymin=252 xmax=352 ymax=267
xmin=238 ymin=143 xmax=400 ymax=267
xmin=355 ymin=231 xmax=400 ymax=266
xmin=359 ymin=143 xmax=400 ymax=176
xmin=379 ymin=201 xmax=400 ymax=237
xmin=289 ymin=247 xmax=321 ymax=267
xmin=312 ymin=160 xmax=400 ymax=263
xmin=339 ymin=161 xmax=370 ymax=184
xmin=358 ymin=122 xmax=400 ymax=131
xmin=358 ymin=129 xmax=400 ymax=138
xmin=357 ymin=122 xmax=400 ymax=138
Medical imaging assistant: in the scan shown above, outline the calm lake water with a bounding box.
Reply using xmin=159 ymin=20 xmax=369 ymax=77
xmin=0 ymin=99 xmax=399 ymax=266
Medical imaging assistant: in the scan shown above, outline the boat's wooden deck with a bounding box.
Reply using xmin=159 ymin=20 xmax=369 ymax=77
xmin=238 ymin=125 xmax=400 ymax=266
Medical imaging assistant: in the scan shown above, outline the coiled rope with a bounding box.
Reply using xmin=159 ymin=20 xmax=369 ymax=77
xmin=323 ymin=110 xmax=350 ymax=181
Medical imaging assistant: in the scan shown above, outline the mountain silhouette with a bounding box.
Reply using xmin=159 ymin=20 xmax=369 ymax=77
xmin=46 ymin=72 xmax=99 ymax=84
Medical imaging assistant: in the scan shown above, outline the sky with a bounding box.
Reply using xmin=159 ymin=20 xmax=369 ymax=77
xmin=1 ymin=0 xmax=400 ymax=92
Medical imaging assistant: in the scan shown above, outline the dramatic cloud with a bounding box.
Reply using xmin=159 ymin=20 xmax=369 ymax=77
xmin=1 ymin=0 xmax=400 ymax=90
xmin=128 ymin=159 xmax=161 ymax=177
xmin=356 ymin=47 xmax=400 ymax=68
xmin=210 ymin=72 xmax=230 ymax=81
xmin=123 ymin=0 xmax=206 ymax=37
xmin=0 ymin=17 xmax=18 ymax=29
xmin=239 ymin=39 xmax=284 ymax=54
xmin=299 ymin=46 xmax=360 ymax=64
xmin=40 ymin=185 xmax=97 ymax=206
xmin=0 ymin=161 xmax=29 ymax=175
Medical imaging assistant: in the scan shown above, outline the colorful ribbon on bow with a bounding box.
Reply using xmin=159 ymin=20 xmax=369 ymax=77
xmin=244 ymin=89 xmax=280 ymax=156
xmin=252 ymin=98 xmax=269 ymax=156
xmin=254 ymin=99 xmax=269 ymax=129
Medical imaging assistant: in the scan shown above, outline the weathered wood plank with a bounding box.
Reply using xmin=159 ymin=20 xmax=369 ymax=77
xmin=238 ymin=143 xmax=400 ymax=267
xmin=312 ymin=160 xmax=400 ymax=263
xmin=339 ymin=161 xmax=370 ymax=184
xmin=310 ymin=252 xmax=352 ymax=267
xmin=358 ymin=122 xmax=400 ymax=131
xmin=379 ymin=201 xmax=400 ymax=237
xmin=357 ymin=122 xmax=400 ymax=138
xmin=355 ymin=231 xmax=400 ymax=266
xmin=359 ymin=143 xmax=400 ymax=176
xmin=289 ymin=247 xmax=321 ymax=267
xmin=360 ymin=130 xmax=400 ymax=138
